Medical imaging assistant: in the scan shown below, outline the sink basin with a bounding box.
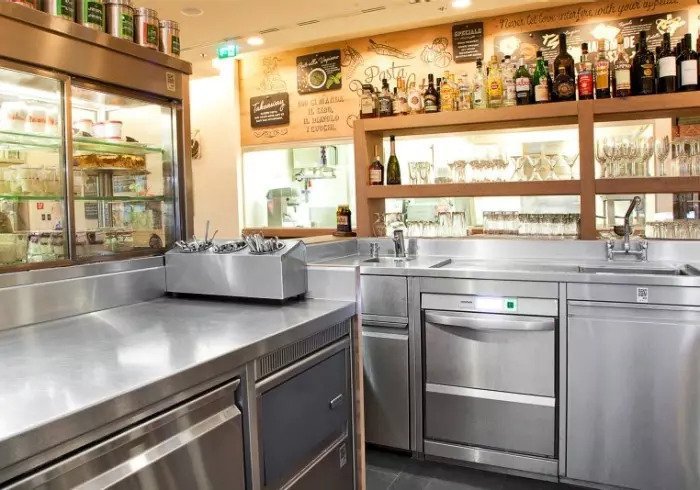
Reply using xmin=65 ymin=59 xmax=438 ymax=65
xmin=578 ymin=265 xmax=698 ymax=276
xmin=363 ymin=257 xmax=416 ymax=264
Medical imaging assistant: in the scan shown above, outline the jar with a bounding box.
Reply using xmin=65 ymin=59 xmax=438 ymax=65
xmin=74 ymin=118 xmax=93 ymax=134
xmin=336 ymin=205 xmax=352 ymax=233
xmin=158 ymin=19 xmax=180 ymax=56
xmin=134 ymin=7 xmax=158 ymax=49
xmin=76 ymin=0 xmax=104 ymax=30
xmin=0 ymin=101 xmax=28 ymax=132
xmin=101 ymin=120 xmax=122 ymax=139
xmin=41 ymin=0 xmax=75 ymax=20
xmin=104 ymin=0 xmax=133 ymax=41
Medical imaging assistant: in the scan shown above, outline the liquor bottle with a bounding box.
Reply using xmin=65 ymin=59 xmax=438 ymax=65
xmin=515 ymin=58 xmax=533 ymax=105
xmin=440 ymin=71 xmax=456 ymax=112
xmin=359 ymin=84 xmax=378 ymax=118
xmin=423 ymin=74 xmax=439 ymax=113
xmin=533 ymin=51 xmax=550 ymax=103
xmin=386 ymin=136 xmax=401 ymax=185
xmin=554 ymin=65 xmax=576 ymax=101
xmin=658 ymin=32 xmax=677 ymax=93
xmin=502 ymin=57 xmax=517 ymax=107
xmin=472 ymin=59 xmax=488 ymax=109
xmin=407 ymin=81 xmax=423 ymax=114
xmin=378 ymin=79 xmax=393 ymax=116
xmin=436 ymin=77 xmax=442 ymax=110
xmin=595 ymin=41 xmax=612 ymax=99
xmin=369 ymin=144 xmax=384 ymax=185
xmin=577 ymin=43 xmax=594 ymax=100
xmin=554 ymin=32 xmax=576 ymax=80
xmin=391 ymin=87 xmax=400 ymax=115
xmin=678 ymin=33 xmax=698 ymax=91
xmin=614 ymin=35 xmax=632 ymax=97
xmin=634 ymin=31 xmax=656 ymax=95
xmin=397 ymin=77 xmax=410 ymax=114
xmin=487 ymin=55 xmax=504 ymax=108
xmin=545 ymin=60 xmax=555 ymax=97
xmin=457 ymin=74 xmax=471 ymax=110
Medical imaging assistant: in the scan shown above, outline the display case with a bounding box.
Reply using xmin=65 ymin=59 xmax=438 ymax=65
xmin=0 ymin=3 xmax=191 ymax=271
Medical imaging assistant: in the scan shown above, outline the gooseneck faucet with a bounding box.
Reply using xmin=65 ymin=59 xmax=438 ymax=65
xmin=608 ymin=195 xmax=647 ymax=261
xmin=393 ymin=229 xmax=406 ymax=258
xmin=622 ymin=196 xmax=641 ymax=253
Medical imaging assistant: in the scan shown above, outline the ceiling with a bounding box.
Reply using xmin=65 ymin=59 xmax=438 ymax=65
xmin=140 ymin=0 xmax=588 ymax=64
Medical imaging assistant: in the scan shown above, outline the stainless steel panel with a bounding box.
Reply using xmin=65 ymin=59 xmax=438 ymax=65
xmin=425 ymin=384 xmax=556 ymax=458
xmin=567 ymin=303 xmax=700 ymax=490
xmin=557 ymin=283 xmax=568 ymax=478
xmin=422 ymin=294 xmax=558 ymax=317
xmin=420 ymin=277 xmax=559 ymax=299
xmin=0 ymin=266 xmax=165 ymax=332
xmin=408 ymin=276 xmax=423 ymax=454
xmin=361 ymin=275 xmax=408 ymax=317
xmin=283 ymin=436 xmax=353 ymax=490
xmin=306 ymin=240 xmax=358 ymax=263
xmin=424 ymin=440 xmax=559 ymax=477
xmin=425 ymin=311 xmax=555 ymax=396
xmin=362 ymin=329 xmax=410 ymax=450
xmin=567 ymin=282 xmax=700 ymax=305
xmin=307 ymin=265 xmax=359 ymax=302
xmin=425 ymin=311 xmax=554 ymax=332
xmin=165 ymin=240 xmax=307 ymax=300
xmin=9 ymin=380 xmax=245 ymax=489
xmin=362 ymin=320 xmax=408 ymax=329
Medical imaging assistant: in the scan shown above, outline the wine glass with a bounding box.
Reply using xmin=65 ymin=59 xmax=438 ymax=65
xmin=408 ymin=162 xmax=419 ymax=185
xmin=595 ymin=139 xmax=608 ymax=178
xmin=655 ymin=136 xmax=670 ymax=177
xmin=509 ymin=155 xmax=523 ymax=181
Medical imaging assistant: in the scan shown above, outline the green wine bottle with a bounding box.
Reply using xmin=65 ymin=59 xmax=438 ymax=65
xmin=386 ymin=135 xmax=401 ymax=185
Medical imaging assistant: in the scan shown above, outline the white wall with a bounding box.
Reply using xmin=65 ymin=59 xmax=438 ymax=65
xmin=189 ymin=58 xmax=241 ymax=237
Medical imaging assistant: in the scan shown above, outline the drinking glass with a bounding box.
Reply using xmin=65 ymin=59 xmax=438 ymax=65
xmin=423 ymin=221 xmax=438 ymax=237
xmin=438 ymin=212 xmax=453 ymax=237
xmin=419 ymin=161 xmax=432 ymax=184
xmin=595 ymin=139 xmax=609 ymax=178
xmin=408 ymin=162 xmax=420 ymax=185
xmin=483 ymin=211 xmax=494 ymax=235
xmin=509 ymin=155 xmax=524 ymax=182
xmin=452 ymin=211 xmax=467 ymax=237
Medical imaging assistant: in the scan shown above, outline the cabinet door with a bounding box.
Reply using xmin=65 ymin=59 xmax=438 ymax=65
xmin=363 ymin=328 xmax=410 ymax=450
xmin=567 ymin=302 xmax=700 ymax=490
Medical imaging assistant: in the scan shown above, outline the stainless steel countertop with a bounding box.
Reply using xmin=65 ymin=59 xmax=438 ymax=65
xmin=312 ymin=254 xmax=700 ymax=286
xmin=0 ymin=296 xmax=355 ymax=479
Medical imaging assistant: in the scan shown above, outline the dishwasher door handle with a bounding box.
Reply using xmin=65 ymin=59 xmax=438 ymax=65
xmin=425 ymin=311 xmax=554 ymax=332
xmin=329 ymin=394 xmax=344 ymax=410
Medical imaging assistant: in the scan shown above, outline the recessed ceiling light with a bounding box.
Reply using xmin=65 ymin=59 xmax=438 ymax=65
xmin=247 ymin=36 xmax=264 ymax=46
xmin=181 ymin=7 xmax=203 ymax=16
xmin=451 ymin=0 xmax=471 ymax=7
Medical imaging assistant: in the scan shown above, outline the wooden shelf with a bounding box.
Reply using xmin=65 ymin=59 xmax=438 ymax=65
xmin=355 ymin=101 xmax=578 ymax=136
xmin=593 ymin=91 xmax=700 ymax=121
xmin=595 ymin=177 xmax=700 ymax=194
xmin=366 ymin=181 xmax=581 ymax=199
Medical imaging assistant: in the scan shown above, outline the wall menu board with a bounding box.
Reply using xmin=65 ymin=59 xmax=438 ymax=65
xmin=250 ymin=92 xmax=290 ymax=128
xmin=452 ymin=22 xmax=484 ymax=63
xmin=494 ymin=11 xmax=688 ymax=65
xmin=296 ymin=50 xmax=342 ymax=94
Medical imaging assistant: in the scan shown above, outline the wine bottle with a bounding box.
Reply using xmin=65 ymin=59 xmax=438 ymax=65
xmin=386 ymin=136 xmax=401 ymax=185
xmin=679 ymin=33 xmax=698 ymax=91
xmin=533 ymin=51 xmax=550 ymax=103
xmin=369 ymin=144 xmax=384 ymax=185
xmin=554 ymin=65 xmax=576 ymax=102
xmin=658 ymin=32 xmax=677 ymax=93
xmin=554 ymin=32 xmax=576 ymax=80
xmin=515 ymin=58 xmax=533 ymax=105
xmin=635 ymin=31 xmax=656 ymax=95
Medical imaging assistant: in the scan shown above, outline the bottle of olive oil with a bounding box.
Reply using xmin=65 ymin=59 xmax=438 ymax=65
xmin=386 ymin=136 xmax=401 ymax=185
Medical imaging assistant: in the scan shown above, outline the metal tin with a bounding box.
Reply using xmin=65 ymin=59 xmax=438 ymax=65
xmin=75 ymin=0 xmax=104 ymax=30
xmin=42 ymin=0 xmax=74 ymax=19
xmin=104 ymin=0 xmax=133 ymax=41
xmin=134 ymin=7 xmax=158 ymax=50
xmin=158 ymin=19 xmax=180 ymax=57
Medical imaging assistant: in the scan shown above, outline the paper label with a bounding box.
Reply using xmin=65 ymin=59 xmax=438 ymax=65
xmin=681 ymin=60 xmax=697 ymax=86
xmin=636 ymin=287 xmax=649 ymax=303
xmin=659 ymin=57 xmax=676 ymax=78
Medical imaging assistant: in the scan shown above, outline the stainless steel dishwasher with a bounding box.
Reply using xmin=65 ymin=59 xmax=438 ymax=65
xmin=420 ymin=278 xmax=559 ymax=476
xmin=7 ymin=380 xmax=246 ymax=489
xmin=567 ymin=283 xmax=700 ymax=490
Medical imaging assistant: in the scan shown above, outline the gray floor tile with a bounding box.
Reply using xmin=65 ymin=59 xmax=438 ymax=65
xmin=389 ymin=473 xmax=433 ymax=490
xmin=367 ymin=468 xmax=399 ymax=490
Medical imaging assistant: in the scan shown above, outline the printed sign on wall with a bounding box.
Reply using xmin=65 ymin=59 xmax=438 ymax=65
xmin=250 ymin=92 xmax=290 ymax=128
xmin=452 ymin=22 xmax=485 ymax=63
xmin=296 ymin=49 xmax=342 ymax=94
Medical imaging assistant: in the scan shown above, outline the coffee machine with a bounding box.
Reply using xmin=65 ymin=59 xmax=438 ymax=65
xmin=266 ymin=187 xmax=300 ymax=227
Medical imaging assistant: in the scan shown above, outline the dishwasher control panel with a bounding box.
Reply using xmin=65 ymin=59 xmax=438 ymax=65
xmin=422 ymin=294 xmax=557 ymax=317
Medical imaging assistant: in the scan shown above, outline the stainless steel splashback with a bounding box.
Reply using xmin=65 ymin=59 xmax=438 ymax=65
xmin=165 ymin=240 xmax=307 ymax=300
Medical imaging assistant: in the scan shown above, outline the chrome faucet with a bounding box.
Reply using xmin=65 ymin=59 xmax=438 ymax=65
xmin=393 ymin=229 xmax=406 ymax=258
xmin=608 ymin=196 xmax=647 ymax=261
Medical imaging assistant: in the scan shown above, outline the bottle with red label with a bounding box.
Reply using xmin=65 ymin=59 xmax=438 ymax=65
xmin=577 ymin=43 xmax=594 ymax=100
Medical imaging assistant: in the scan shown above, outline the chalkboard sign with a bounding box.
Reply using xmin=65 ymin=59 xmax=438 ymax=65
xmin=296 ymin=49 xmax=342 ymax=94
xmin=250 ymin=92 xmax=290 ymax=128
xmin=452 ymin=22 xmax=484 ymax=63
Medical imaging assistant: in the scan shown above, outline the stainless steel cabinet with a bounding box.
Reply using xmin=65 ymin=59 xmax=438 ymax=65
xmin=8 ymin=381 xmax=245 ymax=490
xmin=362 ymin=322 xmax=410 ymax=450
xmin=567 ymin=302 xmax=700 ymax=490
xmin=361 ymin=275 xmax=408 ymax=320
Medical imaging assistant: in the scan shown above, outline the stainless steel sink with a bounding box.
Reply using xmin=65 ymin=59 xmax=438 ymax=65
xmin=577 ymin=265 xmax=699 ymax=276
xmin=363 ymin=257 xmax=416 ymax=264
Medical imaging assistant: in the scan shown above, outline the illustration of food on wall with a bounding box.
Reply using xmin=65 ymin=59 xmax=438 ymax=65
xmin=297 ymin=49 xmax=342 ymax=94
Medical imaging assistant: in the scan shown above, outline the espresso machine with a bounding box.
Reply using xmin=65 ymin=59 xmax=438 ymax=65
xmin=266 ymin=187 xmax=300 ymax=227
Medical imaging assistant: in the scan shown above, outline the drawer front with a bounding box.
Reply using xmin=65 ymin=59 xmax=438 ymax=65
xmin=363 ymin=330 xmax=410 ymax=450
xmin=286 ymin=437 xmax=353 ymax=490
xmin=361 ymin=275 xmax=407 ymax=318
xmin=260 ymin=350 xmax=349 ymax=488
xmin=425 ymin=384 xmax=555 ymax=458
xmin=425 ymin=311 xmax=555 ymax=397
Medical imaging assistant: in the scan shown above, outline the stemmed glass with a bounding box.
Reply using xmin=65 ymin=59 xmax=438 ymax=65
xmin=559 ymin=153 xmax=579 ymax=180
xmin=408 ymin=162 xmax=419 ymax=185
xmin=545 ymin=154 xmax=559 ymax=181
xmin=418 ymin=161 xmax=431 ymax=184
xmin=595 ymin=140 xmax=608 ymax=178
xmin=655 ymin=136 xmax=670 ymax=177
xmin=677 ymin=140 xmax=690 ymax=176
xmin=509 ymin=155 xmax=523 ymax=181
xmin=603 ymin=137 xmax=620 ymax=178
xmin=527 ymin=155 xmax=542 ymax=181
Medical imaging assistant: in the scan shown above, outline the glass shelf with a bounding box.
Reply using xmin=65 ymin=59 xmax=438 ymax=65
xmin=0 ymin=194 xmax=63 ymax=201
xmin=74 ymin=195 xmax=168 ymax=202
xmin=0 ymin=129 xmax=61 ymax=151
xmin=73 ymin=136 xmax=163 ymax=156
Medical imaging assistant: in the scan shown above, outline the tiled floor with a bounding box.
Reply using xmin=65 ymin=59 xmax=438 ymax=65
xmin=366 ymin=448 xmax=579 ymax=490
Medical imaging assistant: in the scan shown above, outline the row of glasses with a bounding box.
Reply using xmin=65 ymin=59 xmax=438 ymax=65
xmin=482 ymin=211 xmax=520 ymax=235
xmin=405 ymin=211 xmax=469 ymax=237
xmin=510 ymin=154 xmax=578 ymax=182
xmin=408 ymin=161 xmax=432 ymax=185
xmin=468 ymin=158 xmax=509 ymax=182
xmin=596 ymin=136 xmax=654 ymax=178
xmin=673 ymin=138 xmax=700 ymax=177
xmin=483 ymin=212 xmax=580 ymax=238
xmin=645 ymin=220 xmax=700 ymax=240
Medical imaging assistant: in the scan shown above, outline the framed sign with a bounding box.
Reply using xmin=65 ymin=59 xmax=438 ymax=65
xmin=452 ymin=22 xmax=484 ymax=63
xmin=296 ymin=49 xmax=342 ymax=94
xmin=250 ymin=92 xmax=290 ymax=128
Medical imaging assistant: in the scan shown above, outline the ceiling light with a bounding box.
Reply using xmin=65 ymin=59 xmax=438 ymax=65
xmin=247 ymin=36 xmax=264 ymax=46
xmin=451 ymin=0 xmax=471 ymax=7
xmin=180 ymin=7 xmax=203 ymax=16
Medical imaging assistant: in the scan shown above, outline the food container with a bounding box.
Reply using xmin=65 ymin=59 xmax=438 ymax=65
xmin=134 ymin=7 xmax=158 ymax=49
xmin=41 ymin=0 xmax=75 ymax=20
xmin=51 ymin=232 xmax=65 ymax=258
xmin=74 ymin=118 xmax=94 ymax=134
xmin=45 ymin=109 xmax=59 ymax=135
xmin=76 ymin=0 xmax=104 ymax=31
xmin=25 ymin=106 xmax=47 ymax=134
xmin=158 ymin=19 xmax=179 ymax=57
xmin=104 ymin=0 xmax=133 ymax=41
xmin=93 ymin=120 xmax=122 ymax=139
xmin=0 ymin=101 xmax=28 ymax=132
